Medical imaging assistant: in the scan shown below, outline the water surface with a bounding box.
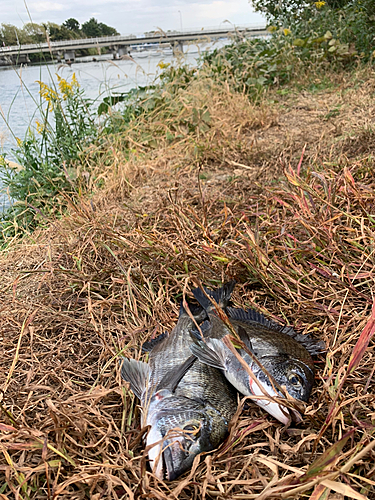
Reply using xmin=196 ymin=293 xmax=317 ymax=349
xmin=0 ymin=40 xmax=224 ymax=209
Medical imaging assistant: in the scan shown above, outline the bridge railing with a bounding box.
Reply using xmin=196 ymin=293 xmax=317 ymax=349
xmin=0 ymin=24 xmax=267 ymax=54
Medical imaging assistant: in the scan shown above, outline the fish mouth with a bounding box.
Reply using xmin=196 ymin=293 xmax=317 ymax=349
xmin=155 ymin=433 xmax=203 ymax=481
xmin=256 ymin=394 xmax=290 ymax=425
xmin=248 ymin=377 xmax=291 ymax=425
xmin=146 ymin=426 xmax=165 ymax=479
xmin=256 ymin=395 xmax=303 ymax=425
xmin=162 ymin=437 xmax=191 ymax=481
xmin=148 ymin=442 xmax=163 ymax=479
xmin=148 ymin=437 xmax=188 ymax=481
xmin=162 ymin=442 xmax=177 ymax=480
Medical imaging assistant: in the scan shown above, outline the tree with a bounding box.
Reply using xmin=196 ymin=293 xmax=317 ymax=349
xmin=98 ymin=22 xmax=119 ymax=36
xmin=22 ymin=22 xmax=45 ymax=43
xmin=82 ymin=18 xmax=102 ymax=37
xmin=250 ymin=0 xmax=375 ymax=58
xmin=44 ymin=22 xmax=76 ymax=41
xmin=0 ymin=18 xmax=120 ymax=48
xmin=0 ymin=24 xmax=23 ymax=45
xmin=250 ymin=0 xmax=307 ymax=22
xmin=82 ymin=18 xmax=119 ymax=37
xmin=63 ymin=18 xmax=80 ymax=33
xmin=250 ymin=0 xmax=351 ymax=22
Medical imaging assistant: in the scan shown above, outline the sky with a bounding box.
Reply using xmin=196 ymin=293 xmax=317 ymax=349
xmin=0 ymin=0 xmax=265 ymax=34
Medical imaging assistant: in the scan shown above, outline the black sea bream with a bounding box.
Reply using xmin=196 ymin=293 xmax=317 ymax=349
xmin=120 ymin=303 xmax=237 ymax=480
xmin=191 ymin=282 xmax=324 ymax=424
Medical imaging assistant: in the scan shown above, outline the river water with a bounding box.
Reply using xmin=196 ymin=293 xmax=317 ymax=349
xmin=0 ymin=41 xmax=223 ymax=209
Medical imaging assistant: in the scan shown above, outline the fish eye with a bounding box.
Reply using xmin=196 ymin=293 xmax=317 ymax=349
xmin=288 ymin=373 xmax=303 ymax=387
xmin=183 ymin=424 xmax=199 ymax=433
xmin=182 ymin=424 xmax=201 ymax=440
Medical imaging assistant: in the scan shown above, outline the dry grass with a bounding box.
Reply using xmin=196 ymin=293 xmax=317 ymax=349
xmin=1 ymin=67 xmax=375 ymax=499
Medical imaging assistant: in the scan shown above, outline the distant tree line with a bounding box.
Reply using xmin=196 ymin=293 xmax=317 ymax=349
xmin=0 ymin=18 xmax=119 ymax=46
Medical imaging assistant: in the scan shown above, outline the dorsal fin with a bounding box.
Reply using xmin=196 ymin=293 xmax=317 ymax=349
xmin=190 ymin=320 xmax=212 ymax=342
xmin=192 ymin=281 xmax=236 ymax=312
xmin=142 ymin=331 xmax=169 ymax=352
xmin=227 ymin=307 xmax=294 ymax=333
xmin=287 ymin=334 xmax=326 ymax=355
xmin=227 ymin=307 xmax=325 ymax=356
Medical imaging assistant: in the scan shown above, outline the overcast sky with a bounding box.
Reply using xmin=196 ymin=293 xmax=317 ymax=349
xmin=1 ymin=0 xmax=265 ymax=34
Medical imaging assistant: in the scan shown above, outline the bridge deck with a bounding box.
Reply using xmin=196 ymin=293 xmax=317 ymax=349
xmin=0 ymin=25 xmax=267 ymax=57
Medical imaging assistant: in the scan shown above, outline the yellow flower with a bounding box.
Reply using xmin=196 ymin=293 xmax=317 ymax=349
xmin=267 ymin=25 xmax=278 ymax=33
xmin=283 ymin=28 xmax=291 ymax=36
xmin=157 ymin=61 xmax=170 ymax=69
xmin=57 ymin=75 xmax=73 ymax=100
xmin=16 ymin=137 xmax=22 ymax=146
xmin=36 ymin=73 xmax=79 ymax=113
xmin=35 ymin=119 xmax=45 ymax=135
xmin=56 ymin=74 xmax=80 ymax=100
xmin=36 ymin=80 xmax=58 ymax=110
xmin=315 ymin=1 xmax=326 ymax=9
xmin=71 ymin=72 xmax=79 ymax=88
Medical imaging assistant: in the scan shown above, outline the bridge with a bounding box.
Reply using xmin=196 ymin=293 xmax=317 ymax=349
xmin=0 ymin=24 xmax=267 ymax=65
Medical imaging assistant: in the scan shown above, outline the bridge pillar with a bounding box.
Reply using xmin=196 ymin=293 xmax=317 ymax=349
xmin=173 ymin=40 xmax=184 ymax=55
xmin=0 ymin=56 xmax=10 ymax=66
xmin=112 ymin=46 xmax=130 ymax=59
xmin=15 ymin=54 xmax=30 ymax=64
xmin=111 ymin=45 xmax=118 ymax=59
xmin=64 ymin=50 xmax=75 ymax=64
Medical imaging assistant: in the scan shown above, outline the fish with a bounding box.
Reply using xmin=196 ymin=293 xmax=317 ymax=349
xmin=120 ymin=301 xmax=237 ymax=481
xmin=190 ymin=282 xmax=325 ymax=425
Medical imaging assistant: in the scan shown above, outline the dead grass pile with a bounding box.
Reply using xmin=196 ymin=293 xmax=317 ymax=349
xmin=83 ymin=76 xmax=278 ymax=203
xmin=0 ymin=69 xmax=375 ymax=499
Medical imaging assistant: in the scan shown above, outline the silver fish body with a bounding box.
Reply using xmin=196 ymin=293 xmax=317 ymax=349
xmin=120 ymin=304 xmax=237 ymax=480
xmin=190 ymin=283 xmax=324 ymax=424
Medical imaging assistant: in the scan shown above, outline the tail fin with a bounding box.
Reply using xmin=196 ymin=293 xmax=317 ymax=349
xmin=179 ymin=300 xmax=207 ymax=323
xmin=119 ymin=357 xmax=149 ymax=400
xmin=192 ymin=281 xmax=236 ymax=312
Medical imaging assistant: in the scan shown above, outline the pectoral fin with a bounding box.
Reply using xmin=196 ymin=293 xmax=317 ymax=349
xmin=237 ymin=325 xmax=254 ymax=350
xmin=120 ymin=357 xmax=150 ymax=400
xmin=155 ymin=355 xmax=197 ymax=393
xmin=189 ymin=339 xmax=227 ymax=371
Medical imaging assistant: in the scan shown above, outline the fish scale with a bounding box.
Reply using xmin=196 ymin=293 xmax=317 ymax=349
xmin=120 ymin=302 xmax=237 ymax=481
xmin=191 ymin=282 xmax=324 ymax=425
xmin=148 ymin=313 xmax=236 ymax=424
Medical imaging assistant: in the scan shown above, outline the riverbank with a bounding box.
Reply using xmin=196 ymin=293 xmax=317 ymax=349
xmin=0 ymin=32 xmax=375 ymax=498
xmin=0 ymin=44 xmax=208 ymax=155
xmin=0 ymin=42 xmax=216 ymax=211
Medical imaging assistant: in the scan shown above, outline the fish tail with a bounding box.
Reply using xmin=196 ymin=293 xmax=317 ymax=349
xmin=179 ymin=300 xmax=206 ymax=319
xmin=192 ymin=281 xmax=236 ymax=312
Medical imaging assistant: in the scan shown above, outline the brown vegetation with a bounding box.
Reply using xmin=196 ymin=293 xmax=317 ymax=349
xmin=0 ymin=66 xmax=375 ymax=499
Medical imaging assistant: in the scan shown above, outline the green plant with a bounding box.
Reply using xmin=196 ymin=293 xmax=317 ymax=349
xmin=251 ymin=0 xmax=375 ymax=59
xmin=0 ymin=73 xmax=98 ymax=243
